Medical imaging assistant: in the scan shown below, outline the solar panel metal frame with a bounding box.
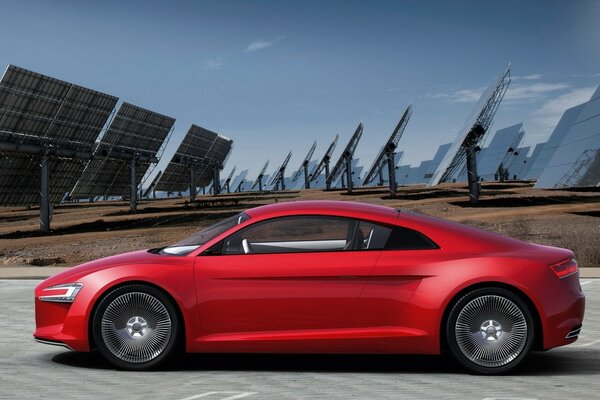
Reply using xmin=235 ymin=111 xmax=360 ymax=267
xmin=221 ymin=165 xmax=237 ymax=192
xmin=0 ymin=65 xmax=118 ymax=206
xmin=291 ymin=141 xmax=317 ymax=182
xmin=250 ymin=160 xmax=270 ymax=190
xmin=326 ymin=123 xmax=364 ymax=186
xmin=310 ymin=134 xmax=339 ymax=181
xmin=70 ymin=102 xmax=175 ymax=198
xmin=428 ymin=65 xmax=511 ymax=186
xmin=363 ymin=104 xmax=412 ymax=185
xmin=268 ymin=151 xmax=292 ymax=187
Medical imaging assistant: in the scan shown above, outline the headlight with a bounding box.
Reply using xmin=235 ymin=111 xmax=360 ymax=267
xmin=39 ymin=283 xmax=83 ymax=303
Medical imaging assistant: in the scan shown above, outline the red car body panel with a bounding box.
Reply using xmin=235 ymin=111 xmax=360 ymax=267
xmin=34 ymin=200 xmax=585 ymax=356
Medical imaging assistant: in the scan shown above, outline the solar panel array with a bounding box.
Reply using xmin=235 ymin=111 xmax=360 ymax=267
xmin=155 ymin=124 xmax=233 ymax=193
xmin=71 ymin=102 xmax=175 ymax=198
xmin=536 ymin=84 xmax=600 ymax=188
xmin=0 ymin=65 xmax=118 ymax=205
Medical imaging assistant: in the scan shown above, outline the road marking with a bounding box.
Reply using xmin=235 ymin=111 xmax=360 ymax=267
xmin=482 ymin=397 xmax=538 ymax=400
xmin=575 ymin=338 xmax=600 ymax=347
xmin=580 ymin=280 xmax=593 ymax=286
xmin=178 ymin=392 xmax=257 ymax=400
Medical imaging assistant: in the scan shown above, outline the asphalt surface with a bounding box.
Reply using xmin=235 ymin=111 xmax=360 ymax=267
xmin=0 ymin=279 xmax=598 ymax=400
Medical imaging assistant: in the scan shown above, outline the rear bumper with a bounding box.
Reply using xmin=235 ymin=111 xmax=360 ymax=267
xmin=542 ymin=282 xmax=585 ymax=350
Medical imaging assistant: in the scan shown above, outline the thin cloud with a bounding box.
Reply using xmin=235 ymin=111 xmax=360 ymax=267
xmin=203 ymin=57 xmax=225 ymax=70
xmin=511 ymin=73 xmax=544 ymax=81
xmin=425 ymin=87 xmax=485 ymax=103
xmin=504 ymin=82 xmax=571 ymax=101
xmin=532 ymin=86 xmax=596 ymax=131
xmin=428 ymin=81 xmax=571 ymax=104
xmin=243 ymin=36 xmax=286 ymax=53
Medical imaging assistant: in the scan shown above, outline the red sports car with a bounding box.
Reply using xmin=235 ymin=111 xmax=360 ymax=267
xmin=34 ymin=200 xmax=585 ymax=374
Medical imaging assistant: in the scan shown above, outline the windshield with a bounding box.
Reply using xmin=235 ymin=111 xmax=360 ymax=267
xmin=161 ymin=212 xmax=250 ymax=255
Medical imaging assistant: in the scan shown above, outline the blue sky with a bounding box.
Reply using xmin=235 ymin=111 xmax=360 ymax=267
xmin=1 ymin=0 xmax=599 ymax=181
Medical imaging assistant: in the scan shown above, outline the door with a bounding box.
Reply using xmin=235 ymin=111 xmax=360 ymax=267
xmin=193 ymin=215 xmax=380 ymax=347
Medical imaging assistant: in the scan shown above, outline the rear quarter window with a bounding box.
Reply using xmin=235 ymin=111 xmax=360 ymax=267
xmin=385 ymin=226 xmax=439 ymax=250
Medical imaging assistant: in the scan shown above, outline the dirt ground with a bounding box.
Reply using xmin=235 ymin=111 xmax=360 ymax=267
xmin=1 ymin=181 xmax=599 ymax=268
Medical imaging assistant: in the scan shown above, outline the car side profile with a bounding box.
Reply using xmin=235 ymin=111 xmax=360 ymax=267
xmin=34 ymin=200 xmax=585 ymax=374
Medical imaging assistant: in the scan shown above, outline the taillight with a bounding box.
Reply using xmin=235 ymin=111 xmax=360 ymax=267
xmin=551 ymin=259 xmax=579 ymax=279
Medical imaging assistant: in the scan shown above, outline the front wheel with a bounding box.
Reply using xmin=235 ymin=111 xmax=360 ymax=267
xmin=92 ymin=284 xmax=180 ymax=370
xmin=446 ymin=287 xmax=535 ymax=374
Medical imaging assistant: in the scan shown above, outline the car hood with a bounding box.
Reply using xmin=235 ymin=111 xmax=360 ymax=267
xmin=38 ymin=249 xmax=167 ymax=287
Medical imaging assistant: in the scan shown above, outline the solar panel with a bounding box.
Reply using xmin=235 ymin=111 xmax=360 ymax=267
xmin=395 ymin=164 xmax=411 ymax=186
xmin=363 ymin=105 xmax=412 ymax=186
xmin=405 ymin=160 xmax=433 ymax=184
xmin=519 ymin=142 xmax=545 ymax=179
xmin=0 ymin=65 xmax=118 ymax=206
xmin=429 ymin=65 xmax=511 ymax=187
xmin=466 ymin=123 xmax=524 ymax=181
xmin=505 ymin=146 xmax=530 ymax=179
xmin=70 ymin=102 xmax=175 ymax=198
xmin=326 ymin=123 xmax=363 ymax=192
xmin=423 ymin=143 xmax=451 ymax=184
xmin=155 ymin=124 xmax=233 ymax=193
xmin=536 ymin=85 xmax=600 ymax=188
xmin=230 ymin=169 xmax=248 ymax=192
xmin=525 ymin=104 xmax=586 ymax=180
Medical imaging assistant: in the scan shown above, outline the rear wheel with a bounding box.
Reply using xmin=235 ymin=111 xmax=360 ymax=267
xmin=92 ymin=284 xmax=180 ymax=370
xmin=446 ymin=287 xmax=534 ymax=374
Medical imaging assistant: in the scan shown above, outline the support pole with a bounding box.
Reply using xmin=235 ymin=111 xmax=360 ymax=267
xmin=378 ymin=168 xmax=384 ymax=186
xmin=213 ymin=165 xmax=221 ymax=196
xmin=387 ymin=152 xmax=397 ymax=197
xmin=325 ymin=160 xmax=331 ymax=190
xmin=130 ymin=158 xmax=137 ymax=213
xmin=189 ymin=166 xmax=196 ymax=202
xmin=303 ymin=163 xmax=310 ymax=189
xmin=258 ymin=177 xmax=263 ymax=192
xmin=40 ymin=154 xmax=50 ymax=233
xmin=466 ymin=145 xmax=480 ymax=205
xmin=345 ymin=157 xmax=353 ymax=194
xmin=280 ymin=168 xmax=286 ymax=190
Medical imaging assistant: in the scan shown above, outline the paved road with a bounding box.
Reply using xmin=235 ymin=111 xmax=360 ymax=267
xmin=0 ymin=279 xmax=598 ymax=400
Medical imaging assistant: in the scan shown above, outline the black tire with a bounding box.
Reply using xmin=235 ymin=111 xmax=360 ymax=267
xmin=446 ymin=287 xmax=535 ymax=375
xmin=92 ymin=284 xmax=180 ymax=370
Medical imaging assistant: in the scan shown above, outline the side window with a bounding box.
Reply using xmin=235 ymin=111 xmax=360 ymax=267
xmin=384 ymin=226 xmax=439 ymax=250
xmin=354 ymin=221 xmax=392 ymax=250
xmin=222 ymin=216 xmax=353 ymax=255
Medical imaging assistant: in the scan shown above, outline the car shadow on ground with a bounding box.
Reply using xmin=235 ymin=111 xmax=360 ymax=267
xmin=51 ymin=348 xmax=600 ymax=376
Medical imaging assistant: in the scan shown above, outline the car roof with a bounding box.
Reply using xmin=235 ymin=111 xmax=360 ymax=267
xmin=245 ymin=200 xmax=399 ymax=220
